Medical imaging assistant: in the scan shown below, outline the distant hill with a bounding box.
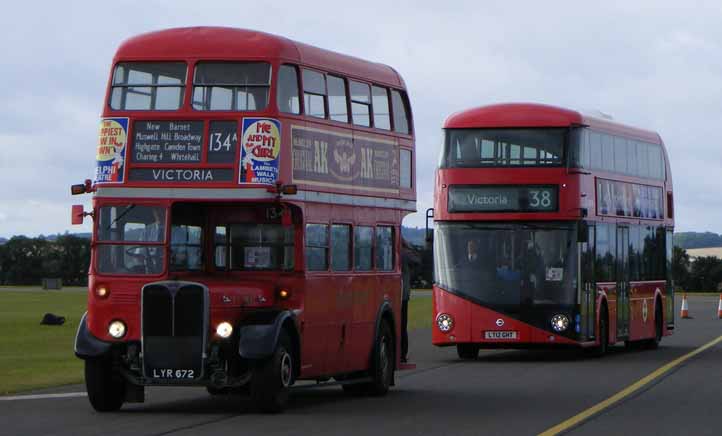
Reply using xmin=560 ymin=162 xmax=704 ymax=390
xmin=674 ymin=232 xmax=722 ymax=249
xmin=0 ymin=237 xmax=6 ymax=245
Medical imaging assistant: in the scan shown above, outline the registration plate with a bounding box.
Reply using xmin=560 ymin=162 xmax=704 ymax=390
xmin=484 ymin=331 xmax=519 ymax=340
xmin=150 ymin=368 xmax=196 ymax=379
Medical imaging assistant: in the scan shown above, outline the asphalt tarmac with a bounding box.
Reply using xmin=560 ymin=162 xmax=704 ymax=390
xmin=2 ymin=295 xmax=721 ymax=436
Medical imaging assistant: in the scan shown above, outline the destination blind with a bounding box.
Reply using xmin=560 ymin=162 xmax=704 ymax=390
xmin=448 ymin=185 xmax=558 ymax=213
xmin=132 ymin=121 xmax=204 ymax=163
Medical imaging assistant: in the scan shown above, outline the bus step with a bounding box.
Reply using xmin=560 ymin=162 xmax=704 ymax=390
xmin=399 ymin=362 xmax=416 ymax=371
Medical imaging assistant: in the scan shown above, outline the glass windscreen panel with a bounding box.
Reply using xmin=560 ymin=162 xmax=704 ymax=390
xmin=441 ymin=128 xmax=565 ymax=168
xmin=96 ymin=205 xmax=166 ymax=275
xmin=434 ymin=222 xmax=577 ymax=307
xmin=192 ymin=62 xmax=271 ymax=111
xmin=110 ymin=62 xmax=186 ymax=110
xmin=228 ymin=224 xmax=294 ymax=270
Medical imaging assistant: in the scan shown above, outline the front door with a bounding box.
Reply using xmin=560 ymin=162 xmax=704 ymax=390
xmin=616 ymin=226 xmax=630 ymax=339
xmin=580 ymin=225 xmax=596 ymax=340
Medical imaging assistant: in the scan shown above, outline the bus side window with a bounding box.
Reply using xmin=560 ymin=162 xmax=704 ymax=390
xmin=350 ymin=81 xmax=371 ymax=127
xmin=331 ymin=224 xmax=351 ymax=271
xmin=589 ymin=131 xmax=602 ymax=170
xmin=305 ymin=224 xmax=329 ymax=271
xmin=601 ymin=134 xmax=615 ymax=172
xmin=214 ymin=226 xmax=228 ymax=269
xmin=375 ymin=226 xmax=394 ymax=271
xmin=354 ymin=226 xmax=373 ymax=271
xmin=327 ymin=75 xmax=348 ymax=122
xmin=302 ymin=69 xmax=327 ymax=119
xmin=391 ymin=89 xmax=411 ymax=134
xmin=277 ymin=65 xmax=300 ymax=114
xmin=372 ymin=86 xmax=391 ymax=130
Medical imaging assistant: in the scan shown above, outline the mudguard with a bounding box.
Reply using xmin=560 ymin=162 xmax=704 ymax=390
xmin=238 ymin=311 xmax=297 ymax=360
xmin=74 ymin=312 xmax=112 ymax=359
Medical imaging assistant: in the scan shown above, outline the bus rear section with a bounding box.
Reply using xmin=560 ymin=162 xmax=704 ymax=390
xmin=430 ymin=103 xmax=674 ymax=359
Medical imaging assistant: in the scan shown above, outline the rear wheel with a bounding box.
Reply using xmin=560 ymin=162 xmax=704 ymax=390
xmin=342 ymin=321 xmax=394 ymax=396
xmin=249 ymin=331 xmax=293 ymax=413
xmin=644 ymin=304 xmax=663 ymax=349
xmin=85 ymin=358 xmax=125 ymax=412
xmin=457 ymin=344 xmax=480 ymax=360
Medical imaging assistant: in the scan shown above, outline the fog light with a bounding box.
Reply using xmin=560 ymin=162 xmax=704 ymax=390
xmin=551 ymin=314 xmax=569 ymax=332
xmin=216 ymin=322 xmax=233 ymax=338
xmin=436 ymin=313 xmax=454 ymax=332
xmin=108 ymin=320 xmax=126 ymax=339
xmin=95 ymin=286 xmax=109 ymax=298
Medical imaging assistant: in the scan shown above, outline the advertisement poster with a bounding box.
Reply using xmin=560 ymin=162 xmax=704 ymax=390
xmin=95 ymin=117 xmax=128 ymax=183
xmin=291 ymin=126 xmax=399 ymax=192
xmin=240 ymin=118 xmax=281 ymax=184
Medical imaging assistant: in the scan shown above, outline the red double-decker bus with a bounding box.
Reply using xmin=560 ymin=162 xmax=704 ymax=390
xmin=430 ymin=103 xmax=674 ymax=358
xmin=71 ymin=27 xmax=415 ymax=412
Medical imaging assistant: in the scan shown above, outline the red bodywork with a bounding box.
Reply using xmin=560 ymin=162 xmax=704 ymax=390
xmin=433 ymin=103 xmax=674 ymax=349
xmin=83 ymin=27 xmax=415 ymax=380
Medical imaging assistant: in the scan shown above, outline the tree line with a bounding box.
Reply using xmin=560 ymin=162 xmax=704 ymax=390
xmin=0 ymin=235 xmax=90 ymax=286
xmin=0 ymin=234 xmax=720 ymax=291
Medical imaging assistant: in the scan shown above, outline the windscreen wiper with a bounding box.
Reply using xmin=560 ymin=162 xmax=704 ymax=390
xmin=107 ymin=204 xmax=136 ymax=230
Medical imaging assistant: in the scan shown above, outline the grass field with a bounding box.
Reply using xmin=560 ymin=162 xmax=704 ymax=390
xmin=0 ymin=289 xmax=88 ymax=394
xmin=0 ymin=288 xmax=434 ymax=394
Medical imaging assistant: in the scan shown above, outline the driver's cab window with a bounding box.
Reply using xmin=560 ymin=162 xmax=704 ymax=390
xmin=170 ymin=204 xmax=205 ymax=271
xmin=96 ymin=205 xmax=166 ymax=275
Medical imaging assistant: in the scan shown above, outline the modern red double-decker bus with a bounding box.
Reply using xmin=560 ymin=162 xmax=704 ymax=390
xmin=71 ymin=27 xmax=415 ymax=412
xmin=429 ymin=103 xmax=674 ymax=358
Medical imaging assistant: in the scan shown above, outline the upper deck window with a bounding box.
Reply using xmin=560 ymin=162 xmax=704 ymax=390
xmin=391 ymin=90 xmax=411 ymax=134
xmin=350 ymin=81 xmax=371 ymax=127
xmin=372 ymin=86 xmax=391 ymax=130
xmin=302 ymin=69 xmax=327 ymax=119
xmin=110 ymin=62 xmax=186 ymax=111
xmin=440 ymin=128 xmax=565 ymax=168
xmin=192 ymin=62 xmax=270 ymax=111
xmin=277 ymin=65 xmax=300 ymax=114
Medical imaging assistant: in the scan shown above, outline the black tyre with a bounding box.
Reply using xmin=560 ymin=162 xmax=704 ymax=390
xmin=591 ymin=308 xmax=609 ymax=357
xmin=85 ymin=358 xmax=125 ymax=412
xmin=457 ymin=344 xmax=480 ymax=360
xmin=250 ymin=331 xmax=293 ymax=413
xmin=342 ymin=321 xmax=394 ymax=396
xmin=644 ymin=304 xmax=663 ymax=349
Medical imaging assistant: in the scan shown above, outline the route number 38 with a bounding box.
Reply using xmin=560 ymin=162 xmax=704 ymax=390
xmin=529 ymin=190 xmax=552 ymax=209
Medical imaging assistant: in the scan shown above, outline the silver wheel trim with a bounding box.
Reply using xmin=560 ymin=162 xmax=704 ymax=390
xmin=280 ymin=351 xmax=292 ymax=387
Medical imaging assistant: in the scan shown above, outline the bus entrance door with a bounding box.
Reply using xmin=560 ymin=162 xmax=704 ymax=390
xmin=616 ymin=226 xmax=630 ymax=339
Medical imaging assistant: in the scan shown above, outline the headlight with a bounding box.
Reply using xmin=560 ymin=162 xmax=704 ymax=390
xmin=551 ymin=314 xmax=569 ymax=332
xmin=436 ymin=313 xmax=454 ymax=332
xmin=108 ymin=320 xmax=126 ymax=339
xmin=216 ymin=322 xmax=233 ymax=339
xmin=95 ymin=286 xmax=109 ymax=298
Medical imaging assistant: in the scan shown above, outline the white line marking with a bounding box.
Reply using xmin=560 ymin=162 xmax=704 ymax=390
xmin=0 ymin=392 xmax=87 ymax=401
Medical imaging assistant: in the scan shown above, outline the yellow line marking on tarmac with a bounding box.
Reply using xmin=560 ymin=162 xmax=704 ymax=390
xmin=538 ymin=334 xmax=722 ymax=436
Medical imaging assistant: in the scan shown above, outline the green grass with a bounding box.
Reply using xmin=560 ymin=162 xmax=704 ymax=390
xmin=408 ymin=295 xmax=432 ymax=330
xmin=0 ymin=290 xmax=87 ymax=394
xmin=0 ymin=287 xmax=432 ymax=395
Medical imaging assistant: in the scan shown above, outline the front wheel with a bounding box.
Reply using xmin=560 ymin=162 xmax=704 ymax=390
xmin=85 ymin=358 xmax=125 ymax=412
xmin=249 ymin=331 xmax=293 ymax=413
xmin=643 ymin=305 xmax=663 ymax=349
xmin=457 ymin=344 xmax=480 ymax=360
xmin=590 ymin=308 xmax=609 ymax=357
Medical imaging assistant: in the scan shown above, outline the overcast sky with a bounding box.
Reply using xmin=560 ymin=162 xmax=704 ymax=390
xmin=1 ymin=1 xmax=721 ymax=238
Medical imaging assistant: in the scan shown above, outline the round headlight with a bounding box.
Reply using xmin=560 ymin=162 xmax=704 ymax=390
xmin=95 ymin=286 xmax=109 ymax=298
xmin=436 ymin=313 xmax=454 ymax=333
xmin=551 ymin=314 xmax=569 ymax=332
xmin=108 ymin=320 xmax=126 ymax=339
xmin=216 ymin=322 xmax=233 ymax=339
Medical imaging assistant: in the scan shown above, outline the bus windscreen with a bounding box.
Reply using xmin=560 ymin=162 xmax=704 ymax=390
xmin=433 ymin=222 xmax=577 ymax=308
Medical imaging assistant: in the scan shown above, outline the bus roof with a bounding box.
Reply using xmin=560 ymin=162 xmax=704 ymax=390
xmin=444 ymin=103 xmax=661 ymax=144
xmin=113 ymin=26 xmax=405 ymax=88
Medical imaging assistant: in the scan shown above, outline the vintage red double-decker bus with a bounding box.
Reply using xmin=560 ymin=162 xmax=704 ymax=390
xmin=430 ymin=103 xmax=674 ymax=358
xmin=71 ymin=27 xmax=415 ymax=412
